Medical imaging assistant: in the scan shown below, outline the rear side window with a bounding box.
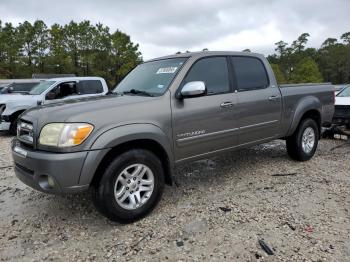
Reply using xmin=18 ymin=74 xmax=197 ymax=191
xmin=183 ymin=57 xmax=230 ymax=95
xmin=231 ymin=57 xmax=269 ymax=91
xmin=77 ymin=80 xmax=104 ymax=94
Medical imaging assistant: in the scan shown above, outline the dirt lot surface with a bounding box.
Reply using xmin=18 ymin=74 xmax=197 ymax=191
xmin=0 ymin=134 xmax=350 ymax=261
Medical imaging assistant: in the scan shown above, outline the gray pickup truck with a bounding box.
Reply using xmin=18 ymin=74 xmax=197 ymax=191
xmin=11 ymin=51 xmax=334 ymax=223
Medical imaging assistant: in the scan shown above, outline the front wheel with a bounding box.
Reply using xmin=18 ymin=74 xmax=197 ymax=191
xmin=92 ymin=149 xmax=165 ymax=223
xmin=286 ymin=118 xmax=319 ymax=161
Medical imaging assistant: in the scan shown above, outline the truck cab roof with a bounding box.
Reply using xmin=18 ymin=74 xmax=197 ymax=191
xmin=43 ymin=76 xmax=106 ymax=82
xmin=146 ymin=51 xmax=265 ymax=62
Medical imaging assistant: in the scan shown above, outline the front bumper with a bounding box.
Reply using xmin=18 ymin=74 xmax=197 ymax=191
xmin=11 ymin=139 xmax=91 ymax=194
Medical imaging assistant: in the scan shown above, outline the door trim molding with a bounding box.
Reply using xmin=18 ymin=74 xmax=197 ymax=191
xmin=239 ymin=119 xmax=279 ymax=130
xmin=176 ymin=127 xmax=239 ymax=147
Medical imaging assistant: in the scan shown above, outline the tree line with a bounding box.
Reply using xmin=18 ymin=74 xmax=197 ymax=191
xmin=267 ymin=32 xmax=350 ymax=84
xmin=0 ymin=20 xmax=142 ymax=86
xmin=0 ymin=19 xmax=349 ymax=86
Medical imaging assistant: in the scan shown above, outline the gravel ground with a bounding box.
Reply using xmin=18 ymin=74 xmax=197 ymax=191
xmin=0 ymin=134 xmax=350 ymax=261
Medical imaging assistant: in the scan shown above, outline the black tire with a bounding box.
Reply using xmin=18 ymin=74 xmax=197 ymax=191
xmin=286 ymin=118 xmax=319 ymax=161
xmin=9 ymin=118 xmax=18 ymax=135
xmin=92 ymin=149 xmax=165 ymax=223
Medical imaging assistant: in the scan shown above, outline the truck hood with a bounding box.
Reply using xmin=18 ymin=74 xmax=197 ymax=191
xmin=22 ymin=94 xmax=160 ymax=128
xmin=335 ymin=96 xmax=350 ymax=106
xmin=0 ymin=94 xmax=37 ymax=104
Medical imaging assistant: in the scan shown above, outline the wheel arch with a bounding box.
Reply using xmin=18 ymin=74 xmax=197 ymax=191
xmin=10 ymin=109 xmax=26 ymax=122
xmin=80 ymin=124 xmax=174 ymax=187
xmin=287 ymin=96 xmax=322 ymax=137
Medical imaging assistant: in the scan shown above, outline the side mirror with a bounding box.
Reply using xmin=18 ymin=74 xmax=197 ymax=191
xmin=179 ymin=81 xmax=207 ymax=98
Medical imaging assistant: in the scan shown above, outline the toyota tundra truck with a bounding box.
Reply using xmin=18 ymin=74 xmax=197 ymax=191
xmin=11 ymin=51 xmax=334 ymax=223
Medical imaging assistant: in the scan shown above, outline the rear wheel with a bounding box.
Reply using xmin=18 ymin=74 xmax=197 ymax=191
xmin=286 ymin=118 xmax=319 ymax=161
xmin=92 ymin=149 xmax=165 ymax=223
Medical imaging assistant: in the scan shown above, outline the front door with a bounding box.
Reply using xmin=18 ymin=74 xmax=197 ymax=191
xmin=172 ymin=56 xmax=239 ymax=162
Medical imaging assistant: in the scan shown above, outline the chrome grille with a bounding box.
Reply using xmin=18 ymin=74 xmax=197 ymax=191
xmin=17 ymin=120 xmax=34 ymax=145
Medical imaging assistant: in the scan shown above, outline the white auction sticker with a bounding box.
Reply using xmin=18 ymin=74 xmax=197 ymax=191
xmin=156 ymin=67 xmax=178 ymax=74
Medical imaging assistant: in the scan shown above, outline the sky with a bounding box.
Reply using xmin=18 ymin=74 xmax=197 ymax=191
xmin=0 ymin=0 xmax=349 ymax=59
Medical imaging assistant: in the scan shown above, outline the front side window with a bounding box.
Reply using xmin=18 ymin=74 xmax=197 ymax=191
xmin=114 ymin=58 xmax=187 ymax=97
xmin=77 ymin=80 xmax=104 ymax=94
xmin=183 ymin=57 xmax=230 ymax=95
xmin=231 ymin=57 xmax=269 ymax=91
xmin=45 ymin=81 xmax=78 ymax=100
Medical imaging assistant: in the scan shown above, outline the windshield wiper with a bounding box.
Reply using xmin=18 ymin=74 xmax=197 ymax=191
xmin=122 ymin=89 xmax=154 ymax=97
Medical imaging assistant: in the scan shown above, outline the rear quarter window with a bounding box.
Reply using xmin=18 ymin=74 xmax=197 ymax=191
xmin=77 ymin=80 xmax=104 ymax=94
xmin=231 ymin=56 xmax=269 ymax=91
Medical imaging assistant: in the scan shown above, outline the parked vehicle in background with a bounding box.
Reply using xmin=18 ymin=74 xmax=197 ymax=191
xmin=333 ymin=85 xmax=350 ymax=128
xmin=0 ymin=77 xmax=109 ymax=134
xmin=334 ymin=84 xmax=349 ymax=95
xmin=0 ymin=83 xmax=9 ymax=92
xmin=11 ymin=51 xmax=334 ymax=223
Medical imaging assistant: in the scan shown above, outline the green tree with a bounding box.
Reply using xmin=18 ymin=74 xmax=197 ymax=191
xmin=48 ymin=24 xmax=70 ymax=73
xmin=33 ymin=20 xmax=49 ymax=73
xmin=291 ymin=57 xmax=323 ymax=83
xmin=110 ymin=30 xmax=142 ymax=84
xmin=291 ymin=33 xmax=310 ymax=53
xmin=321 ymin=38 xmax=338 ymax=48
xmin=17 ymin=21 xmax=36 ymax=69
xmin=341 ymin=32 xmax=350 ymax=45
xmin=64 ymin=21 xmax=81 ymax=74
xmin=0 ymin=21 xmax=22 ymax=78
xmin=274 ymin=40 xmax=288 ymax=57
xmin=270 ymin=63 xmax=286 ymax=84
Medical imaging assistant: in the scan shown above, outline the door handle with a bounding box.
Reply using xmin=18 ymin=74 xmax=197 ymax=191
xmin=220 ymin=102 xmax=234 ymax=108
xmin=268 ymin=96 xmax=279 ymax=101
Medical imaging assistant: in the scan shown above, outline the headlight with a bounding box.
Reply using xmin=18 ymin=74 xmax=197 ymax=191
xmin=39 ymin=123 xmax=94 ymax=147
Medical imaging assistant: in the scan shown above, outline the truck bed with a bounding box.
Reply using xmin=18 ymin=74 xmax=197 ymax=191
xmin=279 ymin=83 xmax=334 ymax=136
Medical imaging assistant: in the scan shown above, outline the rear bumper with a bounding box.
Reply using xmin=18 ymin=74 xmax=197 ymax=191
xmin=11 ymin=139 xmax=92 ymax=194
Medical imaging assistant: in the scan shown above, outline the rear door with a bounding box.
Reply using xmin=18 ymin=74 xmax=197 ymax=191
xmin=231 ymin=56 xmax=282 ymax=145
xmin=172 ymin=56 xmax=239 ymax=161
xmin=76 ymin=80 xmax=105 ymax=98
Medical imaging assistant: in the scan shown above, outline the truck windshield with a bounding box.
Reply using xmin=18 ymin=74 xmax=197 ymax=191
xmin=1 ymin=82 xmax=39 ymax=94
xmin=113 ymin=58 xmax=188 ymax=97
xmin=29 ymin=81 xmax=55 ymax=95
xmin=337 ymin=86 xmax=350 ymax=97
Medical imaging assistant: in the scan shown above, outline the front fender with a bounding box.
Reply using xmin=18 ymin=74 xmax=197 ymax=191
xmin=78 ymin=123 xmax=174 ymax=186
xmin=287 ymin=96 xmax=321 ymax=136
xmin=3 ymin=103 xmax=32 ymax=116
xmin=91 ymin=123 xmax=173 ymax=156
